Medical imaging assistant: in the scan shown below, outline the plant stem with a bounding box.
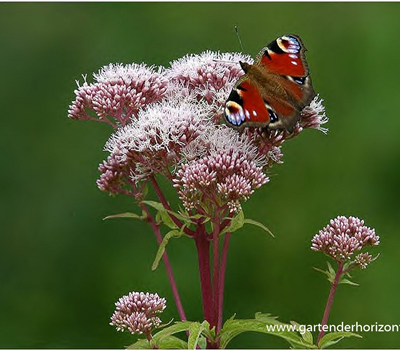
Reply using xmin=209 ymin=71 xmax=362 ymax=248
xmin=195 ymin=227 xmax=213 ymax=326
xmin=217 ymin=231 xmax=231 ymax=333
xmin=141 ymin=203 xmax=187 ymax=321
xmin=211 ymin=209 xmax=221 ymax=348
xmin=317 ymin=262 xmax=344 ymax=344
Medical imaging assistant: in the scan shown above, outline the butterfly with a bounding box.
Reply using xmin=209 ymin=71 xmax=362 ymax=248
xmin=224 ymin=34 xmax=315 ymax=132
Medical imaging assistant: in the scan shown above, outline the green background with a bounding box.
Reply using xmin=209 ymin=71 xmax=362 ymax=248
xmin=1 ymin=2 xmax=399 ymax=348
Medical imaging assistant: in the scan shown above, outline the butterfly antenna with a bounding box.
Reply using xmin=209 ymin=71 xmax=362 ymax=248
xmin=235 ymin=25 xmax=244 ymax=52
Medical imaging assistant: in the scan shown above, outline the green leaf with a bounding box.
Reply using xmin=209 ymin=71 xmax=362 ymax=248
xmin=339 ymin=278 xmax=359 ymax=286
xmin=127 ymin=338 xmax=152 ymax=349
xmin=243 ymin=218 xmax=274 ymax=237
xmin=327 ymin=261 xmax=335 ymax=275
xmin=142 ymin=200 xmax=197 ymax=226
xmin=152 ymin=321 xmax=193 ymax=343
xmin=156 ymin=209 xmax=178 ymax=229
xmin=197 ymin=336 xmax=207 ymax=349
xmin=219 ymin=317 xmax=314 ymax=349
xmin=188 ymin=321 xmax=208 ymax=349
xmin=128 ymin=335 xmax=188 ymax=349
xmin=313 ymin=262 xmax=338 ymax=284
xmin=198 ymin=321 xmax=215 ymax=343
xmin=290 ymin=321 xmax=313 ymax=344
xmin=142 ymin=200 xmax=166 ymax=212
xmin=152 ymin=230 xmax=183 ymax=271
xmin=103 ymin=212 xmax=146 ymax=220
xmin=221 ymin=210 xmax=244 ymax=235
xmin=318 ymin=331 xmax=362 ymax=348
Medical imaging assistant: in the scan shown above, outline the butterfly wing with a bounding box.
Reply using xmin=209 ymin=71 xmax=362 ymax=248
xmin=254 ymin=34 xmax=315 ymax=130
xmin=224 ymin=76 xmax=279 ymax=129
xmin=224 ymin=34 xmax=315 ymax=131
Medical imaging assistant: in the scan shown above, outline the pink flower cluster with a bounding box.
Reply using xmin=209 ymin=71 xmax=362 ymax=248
xmin=68 ymin=63 xmax=168 ymax=127
xmin=174 ymin=145 xmax=268 ymax=214
xmin=110 ymin=291 xmax=166 ymax=335
xmin=311 ymin=216 xmax=379 ymax=268
xmin=167 ymin=51 xmax=251 ymax=119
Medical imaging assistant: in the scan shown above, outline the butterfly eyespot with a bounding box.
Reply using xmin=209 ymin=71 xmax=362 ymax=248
xmin=268 ymin=109 xmax=279 ymax=123
xmin=293 ymin=76 xmax=306 ymax=85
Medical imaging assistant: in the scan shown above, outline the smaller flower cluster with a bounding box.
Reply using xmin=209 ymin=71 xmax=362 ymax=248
xmin=174 ymin=134 xmax=268 ymax=214
xmin=311 ymin=216 xmax=379 ymax=269
xmin=68 ymin=63 xmax=168 ymax=126
xmin=110 ymin=291 xmax=166 ymax=335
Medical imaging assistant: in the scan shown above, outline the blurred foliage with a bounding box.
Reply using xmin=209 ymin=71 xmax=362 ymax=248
xmin=0 ymin=2 xmax=399 ymax=348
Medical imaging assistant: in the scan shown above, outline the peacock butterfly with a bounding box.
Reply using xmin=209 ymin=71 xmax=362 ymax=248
xmin=224 ymin=34 xmax=315 ymax=132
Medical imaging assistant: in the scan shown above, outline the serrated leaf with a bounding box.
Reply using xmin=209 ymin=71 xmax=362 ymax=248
xmin=128 ymin=335 xmax=188 ymax=349
xmin=243 ymin=218 xmax=274 ymax=237
xmin=188 ymin=321 xmax=208 ymax=349
xmin=103 ymin=212 xmax=146 ymax=220
xmin=152 ymin=321 xmax=193 ymax=343
xmin=221 ymin=210 xmax=244 ymax=235
xmin=255 ymin=313 xmax=283 ymax=325
xmin=318 ymin=331 xmax=362 ymax=348
xmin=152 ymin=230 xmax=183 ymax=271
xmin=290 ymin=321 xmax=313 ymax=344
xmin=197 ymin=336 xmax=207 ymax=349
xmin=219 ymin=317 xmax=314 ymax=349
xmin=127 ymin=338 xmax=152 ymax=349
xmin=200 ymin=321 xmax=215 ymax=342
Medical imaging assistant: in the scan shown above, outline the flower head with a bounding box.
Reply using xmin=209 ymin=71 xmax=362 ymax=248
xmin=166 ymin=51 xmax=251 ymax=120
xmin=98 ymin=99 xmax=214 ymax=192
xmin=110 ymin=291 xmax=166 ymax=335
xmin=68 ymin=63 xmax=168 ymax=127
xmin=311 ymin=216 xmax=379 ymax=267
xmin=174 ymin=126 xmax=268 ymax=214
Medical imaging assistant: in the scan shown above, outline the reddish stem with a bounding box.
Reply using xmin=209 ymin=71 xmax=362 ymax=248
xmin=317 ymin=262 xmax=344 ymax=344
xmin=141 ymin=203 xmax=187 ymax=321
xmin=211 ymin=209 xmax=221 ymax=348
xmin=195 ymin=228 xmax=213 ymax=325
xmin=217 ymin=231 xmax=231 ymax=333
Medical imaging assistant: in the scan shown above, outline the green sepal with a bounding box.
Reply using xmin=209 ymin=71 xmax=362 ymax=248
xmin=152 ymin=228 xmax=185 ymax=271
xmin=318 ymin=331 xmax=362 ymax=348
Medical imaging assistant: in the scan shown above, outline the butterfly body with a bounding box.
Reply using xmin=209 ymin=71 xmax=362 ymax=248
xmin=225 ymin=35 xmax=315 ymax=132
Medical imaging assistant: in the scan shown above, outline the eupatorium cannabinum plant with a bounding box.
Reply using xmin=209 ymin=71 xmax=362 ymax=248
xmin=68 ymin=49 xmax=379 ymax=349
